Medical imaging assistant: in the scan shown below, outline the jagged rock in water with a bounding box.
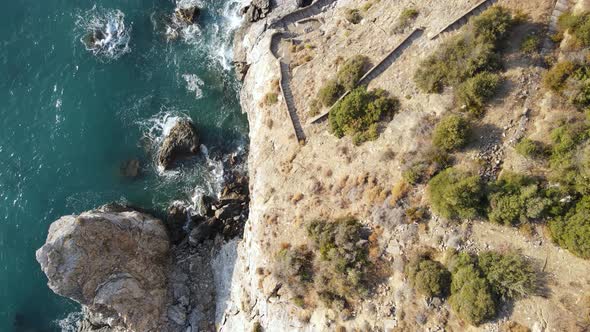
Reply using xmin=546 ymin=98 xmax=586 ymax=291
xmin=241 ymin=0 xmax=271 ymax=22
xmin=158 ymin=119 xmax=199 ymax=170
xmin=174 ymin=6 xmax=200 ymax=25
xmin=233 ymin=61 xmax=250 ymax=81
xmin=36 ymin=204 xmax=170 ymax=332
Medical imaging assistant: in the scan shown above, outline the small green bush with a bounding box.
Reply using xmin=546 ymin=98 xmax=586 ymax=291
xmin=477 ymin=251 xmax=538 ymax=300
xmin=263 ymin=92 xmax=278 ymax=106
xmin=457 ymin=72 xmax=502 ymax=114
xmin=543 ymin=61 xmax=576 ymax=92
xmin=515 ymin=138 xmax=548 ymax=158
xmin=449 ymin=264 xmax=497 ymax=326
xmin=345 ymin=8 xmax=362 ymax=24
xmin=427 ymin=168 xmax=484 ymax=220
xmin=407 ymin=256 xmax=451 ymax=297
xmin=433 ymin=115 xmax=471 ymax=151
xmin=337 ymin=55 xmax=370 ymax=91
xmin=329 ymin=87 xmax=399 ymax=144
xmin=557 ymin=12 xmax=590 ymax=47
xmin=414 ymin=6 xmax=511 ymax=94
xmin=487 ymin=173 xmax=551 ymax=226
xmin=549 ymin=123 xmax=590 ymax=193
xmin=306 ymin=218 xmax=371 ymax=306
xmin=520 ymin=34 xmax=541 ymax=55
xmin=402 ymin=161 xmax=428 ymax=185
xmin=396 ymin=8 xmax=419 ymax=31
xmin=472 ymin=6 xmax=514 ymax=44
xmin=549 ymin=196 xmax=590 ymax=259
xmin=274 ymin=246 xmax=314 ymax=284
xmin=317 ymin=80 xmax=345 ymax=107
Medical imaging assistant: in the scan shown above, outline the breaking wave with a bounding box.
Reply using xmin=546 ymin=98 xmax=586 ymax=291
xmin=76 ymin=7 xmax=131 ymax=61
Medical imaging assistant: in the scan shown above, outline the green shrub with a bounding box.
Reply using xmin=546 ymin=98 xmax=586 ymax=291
xmin=543 ymin=61 xmax=576 ymax=92
xmin=472 ymin=6 xmax=514 ymax=44
xmin=549 ymin=123 xmax=590 ymax=193
xmin=345 ymin=8 xmax=362 ymax=24
xmin=433 ymin=115 xmax=471 ymax=151
xmin=317 ymin=80 xmax=344 ymax=107
xmin=557 ymin=12 xmax=590 ymax=46
xmin=274 ymin=246 xmax=314 ymax=284
xmin=396 ymin=8 xmax=419 ymax=31
xmin=520 ymin=34 xmax=541 ymax=55
xmin=402 ymin=161 xmax=428 ymax=185
xmin=457 ymin=72 xmax=502 ymax=114
xmin=407 ymin=256 xmax=451 ymax=297
xmin=306 ymin=218 xmax=371 ymax=306
xmin=449 ymin=264 xmax=497 ymax=326
xmin=427 ymin=168 xmax=484 ymax=220
xmin=263 ymin=92 xmax=278 ymax=106
xmin=477 ymin=251 xmax=538 ymax=300
xmin=549 ymin=196 xmax=590 ymax=259
xmin=515 ymin=138 xmax=548 ymax=158
xmin=336 ymin=55 xmax=370 ymax=91
xmin=487 ymin=173 xmax=550 ymax=226
xmin=329 ymin=87 xmax=399 ymax=144
xmin=414 ymin=6 xmax=511 ymax=96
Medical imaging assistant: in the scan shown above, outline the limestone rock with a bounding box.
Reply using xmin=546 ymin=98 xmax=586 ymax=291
xmin=36 ymin=204 xmax=170 ymax=332
xmin=242 ymin=0 xmax=271 ymax=22
xmin=174 ymin=6 xmax=200 ymax=25
xmin=158 ymin=119 xmax=200 ymax=170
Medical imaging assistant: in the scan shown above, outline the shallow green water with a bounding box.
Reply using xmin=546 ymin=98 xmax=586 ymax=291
xmin=0 ymin=0 xmax=248 ymax=330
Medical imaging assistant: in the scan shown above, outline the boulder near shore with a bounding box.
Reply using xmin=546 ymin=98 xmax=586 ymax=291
xmin=158 ymin=119 xmax=200 ymax=170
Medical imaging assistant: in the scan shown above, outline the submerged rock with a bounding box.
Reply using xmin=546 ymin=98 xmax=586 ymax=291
xmin=158 ymin=119 xmax=200 ymax=170
xmin=120 ymin=159 xmax=141 ymax=178
xmin=36 ymin=204 xmax=170 ymax=332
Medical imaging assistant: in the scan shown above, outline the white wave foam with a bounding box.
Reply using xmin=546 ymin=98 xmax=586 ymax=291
xmin=76 ymin=7 xmax=131 ymax=61
xmin=55 ymin=311 xmax=83 ymax=332
xmin=182 ymin=74 xmax=204 ymax=99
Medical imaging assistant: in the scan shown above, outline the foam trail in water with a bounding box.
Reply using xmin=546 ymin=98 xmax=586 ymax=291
xmin=55 ymin=311 xmax=83 ymax=332
xmin=182 ymin=74 xmax=204 ymax=99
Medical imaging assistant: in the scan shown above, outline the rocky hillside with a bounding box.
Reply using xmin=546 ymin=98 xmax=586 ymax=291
xmin=227 ymin=0 xmax=590 ymax=331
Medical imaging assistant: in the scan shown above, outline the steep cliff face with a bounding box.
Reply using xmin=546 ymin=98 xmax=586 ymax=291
xmin=36 ymin=204 xmax=170 ymax=332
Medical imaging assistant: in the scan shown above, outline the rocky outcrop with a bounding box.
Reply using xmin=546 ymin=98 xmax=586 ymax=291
xmin=158 ymin=119 xmax=199 ymax=170
xmin=241 ymin=0 xmax=272 ymax=23
xmin=174 ymin=6 xmax=200 ymax=25
xmin=36 ymin=204 xmax=170 ymax=332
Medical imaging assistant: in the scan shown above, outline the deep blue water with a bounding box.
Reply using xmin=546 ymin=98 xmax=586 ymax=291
xmin=0 ymin=0 xmax=248 ymax=330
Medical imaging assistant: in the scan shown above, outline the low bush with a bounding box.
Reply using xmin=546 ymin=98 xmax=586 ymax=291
xmin=487 ymin=173 xmax=550 ymax=226
xmin=395 ymin=8 xmax=419 ymax=32
xmin=449 ymin=263 xmax=497 ymax=326
xmin=329 ymin=87 xmax=399 ymax=144
xmin=457 ymin=72 xmax=502 ymax=114
xmin=557 ymin=12 xmax=590 ymax=47
xmin=306 ymin=218 xmax=371 ymax=306
xmin=477 ymin=251 xmax=538 ymax=300
xmin=336 ymin=55 xmax=370 ymax=91
xmin=263 ymin=92 xmax=278 ymax=106
xmin=406 ymin=255 xmax=451 ymax=297
xmin=432 ymin=115 xmax=471 ymax=151
xmin=515 ymin=138 xmax=548 ymax=158
xmin=414 ymin=7 xmax=513 ymax=114
xmin=317 ymin=80 xmax=344 ymax=107
xmin=549 ymin=196 xmax=590 ymax=259
xmin=549 ymin=122 xmax=590 ymax=193
xmin=543 ymin=61 xmax=576 ymax=92
xmin=345 ymin=8 xmax=362 ymax=24
xmin=520 ymin=34 xmax=541 ymax=55
xmin=427 ymin=168 xmax=484 ymax=220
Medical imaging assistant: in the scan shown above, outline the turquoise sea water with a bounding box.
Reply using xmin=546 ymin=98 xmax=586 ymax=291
xmin=0 ymin=0 xmax=248 ymax=330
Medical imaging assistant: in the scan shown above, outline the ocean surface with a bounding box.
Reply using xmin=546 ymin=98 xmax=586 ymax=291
xmin=0 ymin=0 xmax=248 ymax=330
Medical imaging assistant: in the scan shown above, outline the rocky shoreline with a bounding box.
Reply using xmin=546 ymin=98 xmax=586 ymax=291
xmin=35 ymin=1 xmax=300 ymax=330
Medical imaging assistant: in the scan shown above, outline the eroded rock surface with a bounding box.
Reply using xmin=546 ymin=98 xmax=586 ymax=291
xmin=36 ymin=204 xmax=170 ymax=332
